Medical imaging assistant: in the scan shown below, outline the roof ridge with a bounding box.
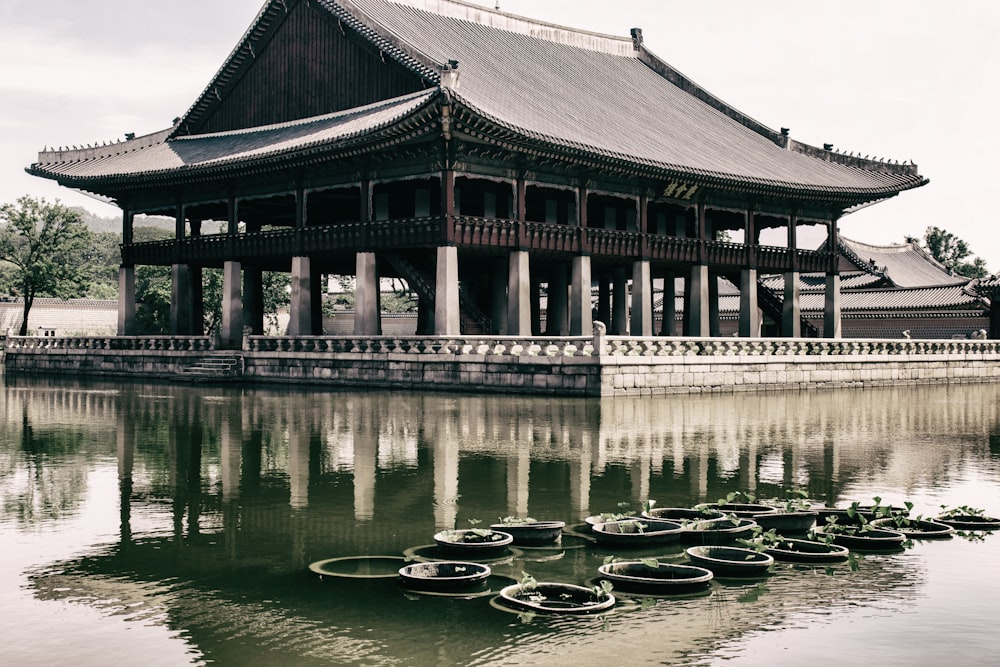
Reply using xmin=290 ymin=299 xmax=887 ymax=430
xmin=371 ymin=0 xmax=637 ymax=57
xmin=35 ymin=127 xmax=173 ymax=166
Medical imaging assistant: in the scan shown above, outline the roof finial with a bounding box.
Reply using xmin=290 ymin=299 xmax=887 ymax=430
xmin=630 ymin=28 xmax=644 ymax=50
xmin=495 ymin=1 xmax=500 ymax=10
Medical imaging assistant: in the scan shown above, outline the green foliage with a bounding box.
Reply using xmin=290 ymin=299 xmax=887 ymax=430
xmin=0 ymin=196 xmax=93 ymax=334
xmin=920 ymin=226 xmax=989 ymax=279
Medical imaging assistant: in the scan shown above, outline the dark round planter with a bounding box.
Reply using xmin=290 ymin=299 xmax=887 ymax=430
xmin=488 ymin=520 xmax=565 ymax=546
xmin=752 ymin=510 xmax=818 ymax=534
xmin=695 ymin=503 xmax=778 ymax=518
xmin=685 ymin=546 xmax=773 ymax=577
xmin=597 ymin=561 xmax=714 ymax=594
xmin=498 ymin=582 xmax=615 ymax=615
xmin=641 ymin=507 xmax=724 ymax=523
xmin=681 ymin=518 xmax=758 ymax=545
xmin=812 ymin=526 xmax=906 ymax=551
xmin=934 ymin=514 xmax=1000 ymax=531
xmin=870 ymin=517 xmax=954 ymax=539
xmin=591 ymin=518 xmax=684 ymax=547
xmin=763 ymin=537 xmax=850 ymax=563
xmin=398 ymin=561 xmax=492 ymax=591
xmin=433 ymin=529 xmax=513 ymax=558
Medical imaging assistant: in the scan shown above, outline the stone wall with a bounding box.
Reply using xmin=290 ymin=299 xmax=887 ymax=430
xmin=4 ymin=334 xmax=1000 ymax=397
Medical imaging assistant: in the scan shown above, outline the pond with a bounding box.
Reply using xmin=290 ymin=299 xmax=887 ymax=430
xmin=2 ymin=371 xmax=1000 ymax=666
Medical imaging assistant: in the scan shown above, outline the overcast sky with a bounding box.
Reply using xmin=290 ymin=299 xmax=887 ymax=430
xmin=3 ymin=0 xmax=998 ymax=271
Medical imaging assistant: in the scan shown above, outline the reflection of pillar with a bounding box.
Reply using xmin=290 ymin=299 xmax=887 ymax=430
xmin=117 ymin=407 xmax=135 ymax=546
xmin=693 ymin=441 xmax=709 ymax=500
xmin=632 ymin=447 xmax=651 ymax=507
xmin=221 ymin=412 xmax=242 ymax=502
xmin=433 ymin=433 xmax=460 ymax=530
xmin=288 ymin=430 xmax=310 ymax=509
xmin=354 ymin=429 xmax=377 ymax=521
xmin=507 ymin=438 xmax=531 ymax=518
xmin=569 ymin=432 xmax=593 ymax=518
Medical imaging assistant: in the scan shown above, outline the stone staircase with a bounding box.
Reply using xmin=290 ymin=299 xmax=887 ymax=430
xmin=174 ymin=353 xmax=244 ymax=383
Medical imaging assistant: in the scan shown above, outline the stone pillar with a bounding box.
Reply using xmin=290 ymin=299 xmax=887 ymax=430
xmin=991 ymin=297 xmax=1000 ymax=340
xmin=708 ymin=271 xmax=721 ymax=337
xmin=570 ymin=255 xmax=593 ymax=335
xmin=220 ymin=261 xmax=243 ymax=348
xmin=685 ymin=264 xmax=710 ymax=336
xmin=506 ymin=250 xmax=531 ymax=336
xmin=546 ymin=264 xmax=569 ymax=335
xmin=630 ymin=260 xmax=653 ymax=336
xmin=611 ymin=267 xmax=627 ymax=335
xmin=191 ymin=266 xmax=204 ymax=336
xmin=288 ymin=256 xmax=313 ymax=336
xmin=118 ymin=266 xmax=136 ymax=336
xmin=530 ymin=275 xmax=542 ymax=336
xmin=170 ymin=264 xmax=194 ymax=335
xmin=660 ymin=270 xmax=677 ymax=336
xmin=739 ymin=268 xmax=761 ymax=337
xmin=490 ymin=260 xmax=508 ymax=335
xmin=243 ymin=266 xmax=264 ymax=335
xmin=434 ymin=245 xmax=461 ymax=335
xmin=597 ymin=275 xmax=611 ymax=325
xmin=824 ymin=273 xmax=842 ymax=338
xmin=354 ymin=252 xmax=381 ymax=336
xmin=782 ymin=271 xmax=801 ymax=337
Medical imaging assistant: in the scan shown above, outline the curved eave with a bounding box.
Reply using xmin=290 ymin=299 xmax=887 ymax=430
xmin=29 ymin=92 xmax=443 ymax=192
xmin=449 ymin=93 xmax=927 ymax=205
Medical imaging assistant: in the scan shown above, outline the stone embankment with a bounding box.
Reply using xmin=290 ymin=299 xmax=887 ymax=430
xmin=5 ymin=329 xmax=999 ymax=397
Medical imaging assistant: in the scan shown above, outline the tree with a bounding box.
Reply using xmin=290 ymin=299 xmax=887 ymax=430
xmin=920 ymin=226 xmax=988 ymax=279
xmin=0 ymin=196 xmax=92 ymax=335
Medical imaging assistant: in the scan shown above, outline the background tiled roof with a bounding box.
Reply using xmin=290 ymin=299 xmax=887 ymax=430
xmin=839 ymin=237 xmax=965 ymax=288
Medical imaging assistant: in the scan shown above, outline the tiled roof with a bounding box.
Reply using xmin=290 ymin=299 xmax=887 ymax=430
xmin=760 ymin=271 xmax=885 ymax=293
xmin=839 ymin=237 xmax=964 ymax=288
xmin=31 ymin=0 xmax=927 ymax=201
xmin=30 ymin=91 xmax=437 ymax=183
xmin=798 ymin=285 xmax=985 ymax=313
xmin=343 ymin=0 xmax=925 ymax=199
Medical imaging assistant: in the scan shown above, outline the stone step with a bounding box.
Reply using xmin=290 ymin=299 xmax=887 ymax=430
xmin=174 ymin=355 xmax=243 ymax=383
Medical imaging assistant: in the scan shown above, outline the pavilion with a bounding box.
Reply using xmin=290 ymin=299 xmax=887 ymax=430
xmin=28 ymin=0 xmax=929 ymax=347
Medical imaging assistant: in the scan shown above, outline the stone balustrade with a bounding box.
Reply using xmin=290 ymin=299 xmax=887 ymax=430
xmin=4 ymin=332 xmax=999 ymax=396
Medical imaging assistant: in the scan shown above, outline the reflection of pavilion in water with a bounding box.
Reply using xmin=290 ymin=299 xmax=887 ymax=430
xmin=4 ymin=379 xmax=998 ymax=540
xmin=10 ymin=378 xmax=988 ymax=665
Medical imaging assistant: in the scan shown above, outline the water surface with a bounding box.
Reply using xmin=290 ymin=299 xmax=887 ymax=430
xmin=3 ymin=373 xmax=999 ymax=665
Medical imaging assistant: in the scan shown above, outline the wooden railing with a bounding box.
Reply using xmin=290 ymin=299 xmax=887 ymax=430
xmin=121 ymin=216 xmax=834 ymax=272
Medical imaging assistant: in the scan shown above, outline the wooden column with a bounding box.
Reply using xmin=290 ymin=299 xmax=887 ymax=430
xmin=441 ymin=170 xmax=456 ymax=244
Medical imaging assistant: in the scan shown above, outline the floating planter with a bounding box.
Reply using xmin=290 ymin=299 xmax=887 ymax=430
xmin=591 ymin=518 xmax=684 ymax=547
xmin=498 ymin=581 xmax=615 ymax=615
xmin=597 ymin=560 xmax=713 ymax=595
xmin=695 ymin=502 xmax=777 ymax=518
xmin=752 ymin=510 xmax=818 ymax=534
xmin=309 ymin=556 xmax=407 ymax=580
xmin=685 ymin=546 xmax=774 ymax=577
xmin=642 ymin=507 xmax=724 ymax=523
xmin=934 ymin=514 xmax=1000 ymax=531
xmin=433 ymin=529 xmax=513 ymax=558
xmin=870 ymin=517 xmax=955 ymax=539
xmin=812 ymin=526 xmax=906 ymax=551
xmin=398 ymin=561 xmax=491 ymax=592
xmin=489 ymin=518 xmax=565 ymax=546
xmin=762 ymin=537 xmax=850 ymax=563
xmin=681 ymin=517 xmax=758 ymax=545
